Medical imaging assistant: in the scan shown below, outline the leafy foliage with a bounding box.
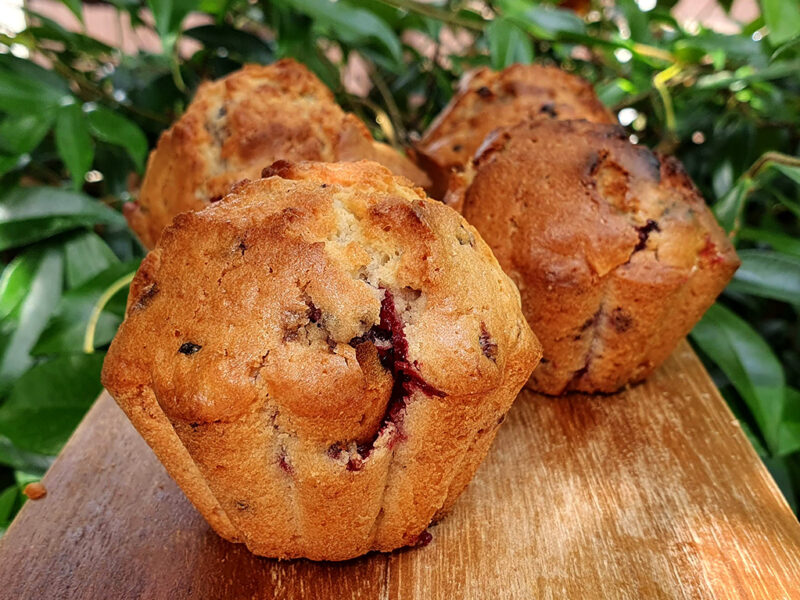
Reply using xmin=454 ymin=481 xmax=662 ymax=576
xmin=0 ymin=0 xmax=798 ymax=525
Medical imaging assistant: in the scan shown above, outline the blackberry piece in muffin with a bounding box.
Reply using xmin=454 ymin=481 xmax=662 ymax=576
xmin=102 ymin=160 xmax=540 ymax=560
xmin=126 ymin=59 xmax=429 ymax=248
xmin=459 ymin=119 xmax=739 ymax=394
xmin=416 ymin=63 xmax=615 ymax=203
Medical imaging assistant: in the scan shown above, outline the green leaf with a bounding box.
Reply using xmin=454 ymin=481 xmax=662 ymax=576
xmin=771 ymin=162 xmax=800 ymax=186
xmin=777 ymin=388 xmax=800 ymax=456
xmin=0 ymin=436 xmax=52 ymax=474
xmin=59 ymin=0 xmax=84 ymax=23
xmin=34 ymin=260 xmax=138 ymax=355
xmin=738 ymin=227 xmax=800 ymax=259
xmin=0 ymin=112 xmax=55 ymax=156
xmin=487 ymin=19 xmax=534 ymax=70
xmin=0 ymin=68 xmax=68 ymax=115
xmin=0 ymin=186 xmax=125 ymax=251
xmin=0 ymin=485 xmax=18 ymax=527
xmin=690 ymin=303 xmax=786 ymax=454
xmin=713 ymin=178 xmax=752 ymax=233
xmin=147 ymin=0 xmax=202 ymax=51
xmin=63 ymin=230 xmax=120 ymax=289
xmin=501 ymin=0 xmax=586 ymax=40
xmin=285 ymin=0 xmax=402 ymax=63
xmin=728 ymin=250 xmax=800 ymax=304
xmin=761 ymin=0 xmax=800 ymax=46
xmin=55 ymin=104 xmax=95 ymax=190
xmin=0 ymin=353 xmax=105 ymax=455
xmin=86 ymin=106 xmax=148 ymax=172
xmin=0 ymin=246 xmax=63 ymax=394
xmin=184 ymin=24 xmax=275 ymax=63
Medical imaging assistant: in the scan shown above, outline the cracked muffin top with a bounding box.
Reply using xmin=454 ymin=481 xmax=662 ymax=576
xmin=416 ymin=63 xmax=615 ymax=199
xmin=460 ymin=119 xmax=739 ymax=393
xmin=103 ymin=160 xmax=540 ymax=445
xmin=126 ymin=59 xmax=430 ymax=249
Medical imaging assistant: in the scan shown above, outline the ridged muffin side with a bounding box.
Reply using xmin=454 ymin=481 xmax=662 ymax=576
xmin=127 ymin=59 xmax=429 ymax=249
xmin=460 ymin=119 xmax=739 ymax=394
xmin=102 ymin=160 xmax=540 ymax=560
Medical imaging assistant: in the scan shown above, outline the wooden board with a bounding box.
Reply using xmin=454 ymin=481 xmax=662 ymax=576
xmin=2 ymin=341 xmax=800 ymax=599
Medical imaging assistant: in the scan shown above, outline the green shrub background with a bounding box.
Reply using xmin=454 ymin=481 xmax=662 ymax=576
xmin=0 ymin=0 xmax=799 ymax=533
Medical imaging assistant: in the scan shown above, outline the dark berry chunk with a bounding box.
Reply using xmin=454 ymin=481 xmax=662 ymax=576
xmin=540 ymin=102 xmax=558 ymax=118
xmin=634 ymin=219 xmax=660 ymax=252
xmin=479 ymin=323 xmax=498 ymax=362
xmin=179 ymin=342 xmax=202 ymax=355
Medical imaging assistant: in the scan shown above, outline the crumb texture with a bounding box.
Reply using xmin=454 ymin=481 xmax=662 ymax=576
xmin=103 ymin=160 xmax=540 ymax=560
xmin=127 ymin=59 xmax=429 ymax=249
xmin=461 ymin=119 xmax=739 ymax=394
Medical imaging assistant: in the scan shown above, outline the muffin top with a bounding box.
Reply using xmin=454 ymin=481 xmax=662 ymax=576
xmin=417 ymin=63 xmax=615 ymax=194
xmin=461 ymin=118 xmax=739 ymax=295
xmin=126 ymin=59 xmax=429 ymax=248
xmin=103 ymin=160 xmax=539 ymax=448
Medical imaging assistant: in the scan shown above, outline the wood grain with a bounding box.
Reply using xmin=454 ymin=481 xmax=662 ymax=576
xmin=1 ymin=341 xmax=799 ymax=599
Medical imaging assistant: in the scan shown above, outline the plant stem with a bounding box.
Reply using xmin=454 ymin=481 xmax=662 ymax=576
xmin=376 ymin=0 xmax=485 ymax=30
xmin=746 ymin=152 xmax=800 ymax=179
xmin=83 ymin=271 xmax=135 ymax=354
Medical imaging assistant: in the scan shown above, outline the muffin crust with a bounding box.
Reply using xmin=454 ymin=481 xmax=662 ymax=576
xmin=103 ymin=160 xmax=540 ymax=560
xmin=417 ymin=63 xmax=615 ymax=202
xmin=127 ymin=59 xmax=429 ymax=248
xmin=460 ymin=119 xmax=739 ymax=394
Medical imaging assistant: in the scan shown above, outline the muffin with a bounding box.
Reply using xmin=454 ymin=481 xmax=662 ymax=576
xmin=126 ymin=59 xmax=430 ymax=248
xmin=416 ymin=63 xmax=615 ymax=202
xmin=102 ymin=160 xmax=541 ymax=560
xmin=459 ymin=119 xmax=739 ymax=394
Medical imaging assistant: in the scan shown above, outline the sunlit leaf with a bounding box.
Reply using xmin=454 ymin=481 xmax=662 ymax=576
xmin=728 ymin=250 xmax=800 ymax=304
xmin=34 ymin=260 xmax=138 ymax=355
xmin=761 ymin=0 xmax=800 ymax=46
xmin=0 ymin=187 xmax=125 ymax=251
xmin=691 ymin=303 xmax=786 ymax=454
xmin=487 ymin=18 xmax=534 ymax=70
xmin=0 ymin=246 xmax=63 ymax=394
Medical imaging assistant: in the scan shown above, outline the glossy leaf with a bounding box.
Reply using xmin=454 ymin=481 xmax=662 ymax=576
xmin=0 ymin=246 xmax=63 ymax=394
xmin=691 ymin=303 xmax=785 ymax=453
xmin=713 ymin=178 xmax=752 ymax=233
xmin=487 ymin=19 xmax=534 ymax=70
xmin=55 ymin=104 xmax=94 ymax=190
xmin=59 ymin=0 xmax=84 ymax=23
xmin=63 ymin=231 xmax=120 ymax=289
xmin=184 ymin=25 xmax=275 ymax=63
xmin=0 ymin=113 xmax=55 ymax=156
xmin=0 ymin=353 xmax=105 ymax=455
xmin=34 ymin=260 xmax=138 ymax=355
xmin=0 ymin=68 xmax=68 ymax=115
xmin=0 ymin=187 xmax=125 ymax=251
xmin=738 ymin=227 xmax=800 ymax=259
xmin=285 ymin=0 xmax=402 ymax=63
xmin=761 ymin=0 xmax=800 ymax=46
xmin=86 ymin=106 xmax=148 ymax=171
xmin=777 ymin=388 xmax=800 ymax=457
xmin=728 ymin=250 xmax=800 ymax=304
xmin=147 ymin=0 xmax=196 ymax=49
xmin=772 ymin=163 xmax=800 ymax=186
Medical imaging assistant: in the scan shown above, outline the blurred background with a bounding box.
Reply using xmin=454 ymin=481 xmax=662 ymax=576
xmin=0 ymin=0 xmax=798 ymax=533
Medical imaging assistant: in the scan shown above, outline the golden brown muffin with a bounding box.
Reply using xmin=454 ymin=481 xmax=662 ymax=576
xmin=460 ymin=119 xmax=739 ymax=395
xmin=103 ymin=160 xmax=541 ymax=561
xmin=126 ymin=59 xmax=429 ymax=249
xmin=416 ymin=63 xmax=615 ymax=203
